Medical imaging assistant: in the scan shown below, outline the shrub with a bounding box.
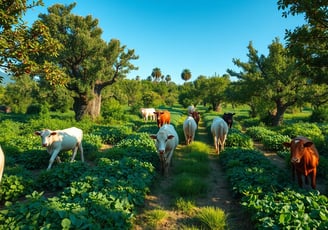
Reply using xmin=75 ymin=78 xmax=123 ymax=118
xmin=310 ymin=106 xmax=328 ymax=123
xmin=226 ymin=129 xmax=253 ymax=149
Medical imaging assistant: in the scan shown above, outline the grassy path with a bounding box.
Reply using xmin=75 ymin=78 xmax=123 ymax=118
xmin=134 ymin=119 xmax=253 ymax=229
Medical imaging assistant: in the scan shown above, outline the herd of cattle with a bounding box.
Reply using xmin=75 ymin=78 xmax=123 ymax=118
xmin=0 ymin=107 xmax=321 ymax=192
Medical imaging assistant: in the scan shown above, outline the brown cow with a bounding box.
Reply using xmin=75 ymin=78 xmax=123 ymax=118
xmin=283 ymin=136 xmax=319 ymax=189
xmin=222 ymin=112 xmax=235 ymax=128
xmin=191 ymin=111 xmax=200 ymax=126
xmin=154 ymin=110 xmax=171 ymax=128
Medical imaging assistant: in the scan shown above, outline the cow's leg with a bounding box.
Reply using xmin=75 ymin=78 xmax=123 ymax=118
xmin=79 ymin=143 xmax=84 ymax=162
xmin=48 ymin=149 xmax=60 ymax=170
xmin=71 ymin=145 xmax=79 ymax=162
xmin=213 ymin=136 xmax=218 ymax=153
xmin=296 ymin=172 xmax=303 ymax=188
xmin=310 ymin=169 xmax=317 ymax=189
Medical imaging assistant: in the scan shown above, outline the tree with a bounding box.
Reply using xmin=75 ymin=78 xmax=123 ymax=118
xmin=165 ymin=74 xmax=171 ymax=83
xmin=151 ymin=67 xmax=162 ymax=82
xmin=278 ymin=0 xmax=328 ymax=83
xmin=0 ymin=0 xmax=64 ymax=84
xmin=181 ymin=69 xmax=192 ymax=82
xmin=228 ymin=39 xmax=311 ymax=126
xmin=35 ymin=3 xmax=138 ymax=121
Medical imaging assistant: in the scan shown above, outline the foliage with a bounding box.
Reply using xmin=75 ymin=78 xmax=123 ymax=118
xmin=221 ymin=147 xmax=328 ymax=229
xmin=310 ymin=106 xmax=328 ymax=123
xmin=0 ymin=0 xmax=64 ymax=83
xmin=278 ymin=0 xmax=328 ymax=83
xmin=0 ymin=167 xmax=34 ymax=203
xmin=92 ymin=125 xmax=132 ymax=145
xmin=226 ymin=128 xmax=254 ymax=149
xmin=244 ymin=190 xmax=328 ymax=229
xmin=228 ymin=39 xmax=311 ymax=126
xmin=36 ymin=3 xmax=138 ymax=120
xmin=36 ymin=162 xmax=89 ymax=192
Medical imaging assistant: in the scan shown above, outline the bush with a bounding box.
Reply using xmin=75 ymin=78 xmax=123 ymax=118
xmin=310 ymin=106 xmax=328 ymax=123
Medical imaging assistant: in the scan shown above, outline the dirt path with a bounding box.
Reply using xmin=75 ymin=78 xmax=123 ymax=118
xmin=134 ymin=121 xmax=253 ymax=229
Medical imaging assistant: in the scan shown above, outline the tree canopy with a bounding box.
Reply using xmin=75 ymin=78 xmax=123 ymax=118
xmin=34 ymin=3 xmax=138 ymax=120
xmin=278 ymin=0 xmax=328 ymax=83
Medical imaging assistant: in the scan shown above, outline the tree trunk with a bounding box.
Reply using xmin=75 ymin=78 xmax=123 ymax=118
xmin=272 ymin=105 xmax=287 ymax=126
xmin=73 ymin=92 xmax=101 ymax=121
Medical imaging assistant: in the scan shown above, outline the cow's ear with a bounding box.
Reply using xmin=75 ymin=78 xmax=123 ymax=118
xmin=167 ymin=135 xmax=175 ymax=140
xmin=232 ymin=113 xmax=236 ymax=115
xmin=50 ymin=132 xmax=57 ymax=136
xmin=35 ymin=131 xmax=41 ymax=136
xmin=150 ymin=134 xmax=157 ymax=140
xmin=283 ymin=142 xmax=291 ymax=148
xmin=304 ymin=142 xmax=313 ymax=147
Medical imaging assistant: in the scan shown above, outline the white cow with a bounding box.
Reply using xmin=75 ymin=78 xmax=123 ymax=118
xmin=140 ymin=108 xmax=156 ymax=121
xmin=150 ymin=124 xmax=179 ymax=175
xmin=187 ymin=105 xmax=195 ymax=115
xmin=0 ymin=146 xmax=5 ymax=183
xmin=210 ymin=117 xmax=229 ymax=154
xmin=183 ymin=116 xmax=197 ymax=145
xmin=35 ymin=127 xmax=84 ymax=170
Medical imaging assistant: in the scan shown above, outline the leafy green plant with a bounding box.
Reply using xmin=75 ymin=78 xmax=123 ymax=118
xmin=36 ymin=162 xmax=89 ymax=191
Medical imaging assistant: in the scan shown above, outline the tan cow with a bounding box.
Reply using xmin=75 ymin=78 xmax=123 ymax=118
xmin=0 ymin=146 xmax=5 ymax=183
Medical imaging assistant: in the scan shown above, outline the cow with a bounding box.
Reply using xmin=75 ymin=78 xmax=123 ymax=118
xmin=187 ymin=105 xmax=195 ymax=115
xmin=140 ymin=108 xmax=156 ymax=121
xmin=222 ymin=112 xmax=235 ymax=128
xmin=283 ymin=136 xmax=319 ymax=189
xmin=0 ymin=105 xmax=11 ymax=113
xmin=0 ymin=146 xmax=5 ymax=183
xmin=183 ymin=115 xmax=197 ymax=145
xmin=35 ymin=127 xmax=84 ymax=170
xmin=210 ymin=117 xmax=229 ymax=154
xmin=191 ymin=111 xmax=200 ymax=126
xmin=154 ymin=110 xmax=171 ymax=128
xmin=150 ymin=124 xmax=179 ymax=175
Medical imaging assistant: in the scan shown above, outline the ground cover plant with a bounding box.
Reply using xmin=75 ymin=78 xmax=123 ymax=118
xmin=220 ymin=147 xmax=328 ymax=229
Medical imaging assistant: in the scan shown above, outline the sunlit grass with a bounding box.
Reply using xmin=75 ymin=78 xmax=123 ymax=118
xmin=143 ymin=209 xmax=168 ymax=228
xmin=197 ymin=206 xmax=227 ymax=230
xmin=174 ymin=197 xmax=196 ymax=215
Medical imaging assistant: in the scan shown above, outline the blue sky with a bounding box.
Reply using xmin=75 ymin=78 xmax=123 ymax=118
xmin=24 ymin=0 xmax=305 ymax=84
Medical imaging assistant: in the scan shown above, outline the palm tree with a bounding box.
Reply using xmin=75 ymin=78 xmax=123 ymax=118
xmin=165 ymin=74 xmax=171 ymax=83
xmin=151 ymin=67 xmax=162 ymax=82
xmin=181 ymin=69 xmax=192 ymax=82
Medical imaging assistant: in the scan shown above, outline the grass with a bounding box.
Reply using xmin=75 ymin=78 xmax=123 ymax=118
xmin=174 ymin=197 xmax=196 ymax=215
xmin=143 ymin=209 xmax=168 ymax=228
xmin=169 ymin=173 xmax=209 ymax=198
xmin=197 ymin=206 xmax=227 ymax=230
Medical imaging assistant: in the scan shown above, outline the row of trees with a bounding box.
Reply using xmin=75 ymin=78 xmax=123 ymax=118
xmin=0 ymin=1 xmax=327 ymax=126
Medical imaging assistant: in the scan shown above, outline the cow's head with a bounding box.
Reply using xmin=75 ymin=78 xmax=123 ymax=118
xmin=283 ymin=137 xmax=313 ymax=164
xmin=35 ymin=129 xmax=57 ymax=147
xmin=222 ymin=113 xmax=235 ymax=128
xmin=191 ymin=111 xmax=200 ymax=125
